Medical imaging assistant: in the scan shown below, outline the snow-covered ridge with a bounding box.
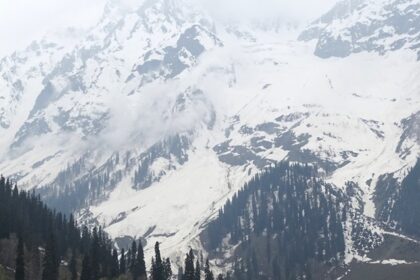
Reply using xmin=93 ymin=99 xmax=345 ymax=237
xmin=0 ymin=0 xmax=419 ymax=269
xmin=300 ymin=0 xmax=420 ymax=59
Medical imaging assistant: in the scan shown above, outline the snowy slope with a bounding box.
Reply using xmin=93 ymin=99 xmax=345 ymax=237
xmin=0 ymin=0 xmax=419 ymax=270
xmin=0 ymin=39 xmax=73 ymax=157
xmin=300 ymin=0 xmax=420 ymax=59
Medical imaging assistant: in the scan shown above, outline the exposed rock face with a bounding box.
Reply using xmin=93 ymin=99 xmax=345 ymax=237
xmin=0 ymin=0 xmax=419 ymax=274
xmin=300 ymin=0 xmax=420 ymax=59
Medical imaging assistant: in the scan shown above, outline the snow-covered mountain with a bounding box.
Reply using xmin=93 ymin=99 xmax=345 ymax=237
xmin=299 ymin=0 xmax=420 ymax=59
xmin=0 ymin=0 xmax=419 ymax=275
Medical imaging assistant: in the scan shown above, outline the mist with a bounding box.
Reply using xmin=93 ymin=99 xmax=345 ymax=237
xmin=0 ymin=0 xmax=338 ymax=57
xmin=198 ymin=0 xmax=337 ymax=24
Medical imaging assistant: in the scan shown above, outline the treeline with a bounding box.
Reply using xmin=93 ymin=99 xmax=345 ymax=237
xmin=204 ymin=162 xmax=346 ymax=280
xmin=177 ymin=249 xmax=220 ymax=280
xmin=0 ymin=176 xmax=80 ymax=256
xmin=38 ymin=153 xmax=123 ymax=215
xmin=0 ymin=175 xmax=224 ymax=280
xmin=392 ymin=158 xmax=420 ymax=236
xmin=133 ymin=135 xmax=190 ymax=190
xmin=0 ymin=176 xmax=138 ymax=280
xmin=1 ymin=161 xmax=349 ymax=280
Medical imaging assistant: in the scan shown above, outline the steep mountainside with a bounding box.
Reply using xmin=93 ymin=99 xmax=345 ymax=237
xmin=203 ymin=163 xmax=349 ymax=279
xmin=299 ymin=0 xmax=420 ymax=59
xmin=0 ymin=0 xmax=419 ymax=276
xmin=200 ymin=162 xmax=420 ymax=279
xmin=0 ymin=39 xmax=71 ymax=155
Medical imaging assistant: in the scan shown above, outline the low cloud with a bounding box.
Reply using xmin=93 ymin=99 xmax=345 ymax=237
xmin=197 ymin=0 xmax=337 ymax=24
xmin=0 ymin=0 xmax=338 ymax=56
xmin=0 ymin=0 xmax=106 ymax=56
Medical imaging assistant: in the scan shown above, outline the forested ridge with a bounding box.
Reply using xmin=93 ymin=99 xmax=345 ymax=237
xmin=390 ymin=159 xmax=420 ymax=236
xmin=0 ymin=176 xmax=149 ymax=280
xmin=0 ymin=162 xmax=349 ymax=280
xmin=204 ymin=162 xmax=347 ymax=280
xmin=0 ymin=175 xmax=234 ymax=280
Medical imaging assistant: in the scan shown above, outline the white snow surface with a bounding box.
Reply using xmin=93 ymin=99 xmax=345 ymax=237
xmin=0 ymin=0 xmax=419 ymax=267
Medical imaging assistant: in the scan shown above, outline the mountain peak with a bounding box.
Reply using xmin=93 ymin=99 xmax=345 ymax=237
xmin=300 ymin=0 xmax=420 ymax=59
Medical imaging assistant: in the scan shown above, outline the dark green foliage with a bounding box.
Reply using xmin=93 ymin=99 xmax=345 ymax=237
xmin=90 ymin=228 xmax=100 ymax=280
xmin=38 ymin=154 xmax=123 ymax=214
xmin=194 ymin=259 xmax=201 ymax=280
xmin=15 ymin=236 xmax=25 ymax=280
xmin=0 ymin=176 xmax=121 ymax=280
xmin=163 ymin=258 xmax=172 ymax=280
xmin=42 ymin=234 xmax=58 ymax=280
xmin=133 ymin=136 xmax=189 ymax=190
xmin=75 ymin=226 xmax=116 ymax=279
xmin=131 ymin=240 xmax=147 ymax=280
xmin=204 ymin=259 xmax=214 ymax=280
xmin=151 ymin=258 xmax=156 ymax=280
xmin=181 ymin=250 xmax=206 ymax=280
xmin=0 ymin=176 xmax=80 ymax=254
xmin=392 ymin=159 xmax=420 ymax=236
xmin=1 ymin=160 xmax=349 ymax=280
xmin=183 ymin=249 xmax=195 ymax=280
xmin=155 ymin=242 xmax=163 ymax=278
xmin=111 ymin=249 xmax=119 ymax=278
xmin=127 ymin=248 xmax=132 ymax=276
xmin=151 ymin=242 xmax=167 ymax=280
xmin=137 ymin=241 xmax=147 ymax=280
xmin=80 ymin=255 xmax=91 ymax=280
xmin=178 ymin=267 xmax=184 ymax=280
xmin=120 ymin=248 xmax=126 ymax=275
xmin=69 ymin=250 xmax=77 ymax=280
xmin=205 ymin=162 xmax=346 ymax=280
xmin=131 ymin=240 xmax=138 ymax=272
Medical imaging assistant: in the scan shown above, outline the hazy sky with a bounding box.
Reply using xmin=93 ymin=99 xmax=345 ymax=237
xmin=0 ymin=0 xmax=338 ymax=57
xmin=0 ymin=0 xmax=107 ymax=56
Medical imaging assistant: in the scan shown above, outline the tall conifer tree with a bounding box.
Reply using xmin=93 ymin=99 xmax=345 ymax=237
xmin=111 ymin=249 xmax=119 ymax=278
xmin=120 ymin=248 xmax=126 ymax=275
xmin=42 ymin=234 xmax=58 ymax=280
xmin=80 ymin=255 xmax=92 ymax=280
xmin=69 ymin=250 xmax=77 ymax=280
xmin=184 ymin=249 xmax=195 ymax=280
xmin=137 ymin=240 xmax=147 ymax=280
xmin=194 ymin=259 xmax=201 ymax=280
xmin=15 ymin=236 xmax=25 ymax=280
xmin=204 ymin=259 xmax=214 ymax=280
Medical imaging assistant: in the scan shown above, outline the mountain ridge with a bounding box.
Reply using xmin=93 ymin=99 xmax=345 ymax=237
xmin=0 ymin=0 xmax=419 ymax=276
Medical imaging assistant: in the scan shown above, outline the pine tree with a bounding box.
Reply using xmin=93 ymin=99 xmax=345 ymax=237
xmin=42 ymin=234 xmax=59 ymax=280
xmin=153 ymin=242 xmax=164 ymax=280
xmin=177 ymin=267 xmax=184 ymax=280
xmin=0 ymin=176 xmax=117 ymax=280
xmin=163 ymin=258 xmax=172 ymax=280
xmin=194 ymin=259 xmax=201 ymax=280
xmin=137 ymin=241 xmax=147 ymax=280
xmin=120 ymin=248 xmax=126 ymax=275
xmin=111 ymin=249 xmax=119 ymax=278
xmin=204 ymin=259 xmax=214 ymax=280
xmin=272 ymin=257 xmax=281 ymax=280
xmin=80 ymin=255 xmax=92 ymax=280
xmin=69 ymin=250 xmax=77 ymax=280
xmin=127 ymin=248 xmax=132 ymax=275
xmin=151 ymin=258 xmax=157 ymax=280
xmin=90 ymin=228 xmax=100 ymax=280
xmin=183 ymin=249 xmax=195 ymax=280
xmin=29 ymin=246 xmax=41 ymax=280
xmin=131 ymin=240 xmax=137 ymax=273
xmin=15 ymin=236 xmax=25 ymax=280
xmin=81 ymin=226 xmax=90 ymax=255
